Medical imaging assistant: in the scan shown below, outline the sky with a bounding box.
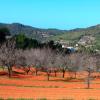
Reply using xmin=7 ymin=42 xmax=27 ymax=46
xmin=0 ymin=0 xmax=100 ymax=29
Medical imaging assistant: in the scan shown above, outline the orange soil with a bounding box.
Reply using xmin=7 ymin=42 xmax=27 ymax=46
xmin=0 ymin=70 xmax=100 ymax=100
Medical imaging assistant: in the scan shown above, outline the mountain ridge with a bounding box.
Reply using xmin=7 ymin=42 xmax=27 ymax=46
xmin=0 ymin=23 xmax=66 ymax=40
xmin=0 ymin=23 xmax=100 ymax=45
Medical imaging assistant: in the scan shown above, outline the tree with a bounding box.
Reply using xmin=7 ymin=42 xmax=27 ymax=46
xmin=20 ymin=49 xmax=35 ymax=75
xmin=47 ymin=40 xmax=55 ymax=49
xmin=15 ymin=33 xmax=40 ymax=49
xmin=40 ymin=48 xmax=54 ymax=80
xmin=69 ymin=53 xmax=81 ymax=79
xmin=27 ymin=49 xmax=42 ymax=75
xmin=0 ymin=38 xmax=27 ymax=77
xmin=0 ymin=27 xmax=10 ymax=44
xmin=23 ymin=48 xmax=45 ymax=75
xmin=56 ymin=54 xmax=71 ymax=78
xmin=0 ymin=39 xmax=16 ymax=77
xmin=79 ymin=45 xmax=97 ymax=89
xmin=16 ymin=33 xmax=26 ymax=49
xmin=81 ymin=54 xmax=96 ymax=89
xmin=95 ymin=54 xmax=100 ymax=72
xmin=15 ymin=49 xmax=28 ymax=74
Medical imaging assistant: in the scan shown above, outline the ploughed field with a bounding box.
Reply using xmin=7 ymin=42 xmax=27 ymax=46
xmin=0 ymin=68 xmax=100 ymax=100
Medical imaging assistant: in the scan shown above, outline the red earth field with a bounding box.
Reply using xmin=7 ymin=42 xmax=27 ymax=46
xmin=0 ymin=68 xmax=100 ymax=100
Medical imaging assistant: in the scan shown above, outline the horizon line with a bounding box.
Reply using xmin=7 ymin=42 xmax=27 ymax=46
xmin=0 ymin=22 xmax=99 ymax=30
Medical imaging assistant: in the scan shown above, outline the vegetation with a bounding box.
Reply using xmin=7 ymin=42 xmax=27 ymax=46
xmin=0 ymin=38 xmax=99 ymax=88
xmin=0 ymin=27 xmax=100 ymax=91
xmin=0 ymin=98 xmax=34 ymax=100
xmin=0 ymin=27 xmax=10 ymax=44
xmin=0 ymin=23 xmax=100 ymax=50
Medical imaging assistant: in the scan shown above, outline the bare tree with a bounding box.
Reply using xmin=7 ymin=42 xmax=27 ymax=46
xmin=22 ymin=49 xmax=33 ymax=74
xmin=0 ymin=39 xmax=16 ymax=77
xmin=95 ymin=54 xmax=100 ymax=72
xmin=41 ymin=48 xmax=55 ymax=80
xmin=15 ymin=49 xmax=28 ymax=74
xmin=23 ymin=48 xmax=48 ymax=76
xmin=69 ymin=53 xmax=81 ymax=79
xmin=56 ymin=54 xmax=71 ymax=78
xmin=32 ymin=49 xmax=45 ymax=76
xmin=81 ymin=53 xmax=96 ymax=89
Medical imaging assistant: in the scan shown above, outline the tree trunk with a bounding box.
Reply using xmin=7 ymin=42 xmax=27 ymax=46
xmin=26 ymin=70 xmax=29 ymax=75
xmin=87 ymin=71 xmax=91 ymax=89
xmin=74 ymin=72 xmax=77 ymax=79
xmin=47 ymin=72 xmax=50 ymax=81
xmin=62 ymin=70 xmax=65 ymax=78
xmin=35 ymin=69 xmax=38 ymax=76
xmin=26 ymin=67 xmax=31 ymax=75
xmin=54 ymin=71 xmax=57 ymax=77
xmin=8 ymin=66 xmax=12 ymax=78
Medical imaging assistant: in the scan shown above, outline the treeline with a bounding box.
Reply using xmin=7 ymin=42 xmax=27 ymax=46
xmin=0 ymin=27 xmax=10 ymax=44
xmin=0 ymin=27 xmax=63 ymax=52
xmin=15 ymin=33 xmax=62 ymax=51
xmin=0 ymin=39 xmax=99 ymax=89
xmin=0 ymin=27 xmax=100 ymax=89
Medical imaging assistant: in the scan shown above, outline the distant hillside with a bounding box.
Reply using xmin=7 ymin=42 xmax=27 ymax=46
xmin=0 ymin=23 xmax=66 ymax=41
xmin=0 ymin=23 xmax=100 ymax=49
xmin=49 ymin=24 xmax=100 ymax=49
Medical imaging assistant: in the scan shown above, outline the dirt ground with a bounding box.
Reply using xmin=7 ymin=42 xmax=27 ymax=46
xmin=0 ymin=70 xmax=100 ymax=100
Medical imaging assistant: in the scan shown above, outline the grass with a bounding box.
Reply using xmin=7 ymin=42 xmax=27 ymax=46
xmin=0 ymin=97 xmax=99 ymax=100
xmin=0 ymin=98 xmax=4 ymax=100
xmin=87 ymin=99 xmax=97 ymax=100
xmin=6 ymin=98 xmax=15 ymax=100
xmin=16 ymin=99 xmax=33 ymax=100
xmin=0 ymin=98 xmax=34 ymax=100
xmin=36 ymin=98 xmax=47 ymax=100
xmin=0 ymin=83 xmax=61 ymax=88
xmin=0 ymin=98 xmax=48 ymax=100
xmin=2 ymin=83 xmax=100 ymax=90
xmin=57 ymin=98 xmax=74 ymax=100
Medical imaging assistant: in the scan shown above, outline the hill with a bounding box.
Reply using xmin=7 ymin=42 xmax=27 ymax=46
xmin=49 ymin=24 xmax=100 ymax=49
xmin=0 ymin=23 xmax=100 ymax=49
xmin=0 ymin=23 xmax=66 ymax=41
